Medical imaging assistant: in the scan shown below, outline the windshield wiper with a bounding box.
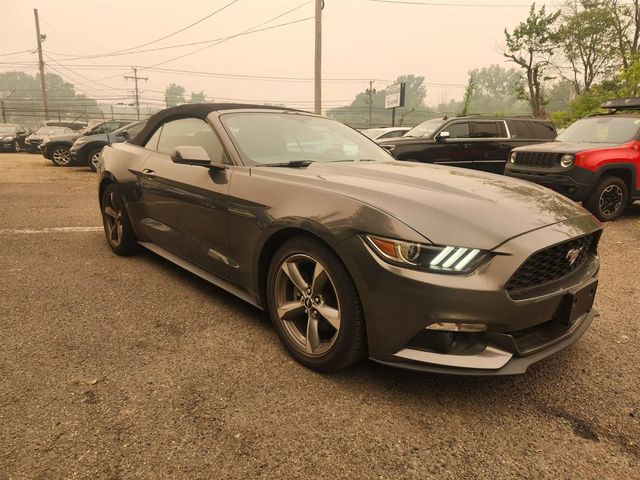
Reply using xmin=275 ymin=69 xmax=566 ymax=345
xmin=258 ymin=160 xmax=314 ymax=168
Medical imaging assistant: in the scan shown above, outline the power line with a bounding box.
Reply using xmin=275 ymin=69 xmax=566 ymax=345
xmin=0 ymin=49 xmax=36 ymax=57
xmin=102 ymin=0 xmax=240 ymax=55
xmin=368 ymin=0 xmax=541 ymax=6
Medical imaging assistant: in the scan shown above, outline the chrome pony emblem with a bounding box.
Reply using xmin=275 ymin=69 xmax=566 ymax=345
xmin=566 ymin=248 xmax=582 ymax=265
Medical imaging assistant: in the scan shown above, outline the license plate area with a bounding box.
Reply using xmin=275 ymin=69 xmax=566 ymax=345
xmin=559 ymin=279 xmax=598 ymax=328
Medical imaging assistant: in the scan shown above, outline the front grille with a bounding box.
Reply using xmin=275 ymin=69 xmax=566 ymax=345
xmin=513 ymin=151 xmax=560 ymax=168
xmin=505 ymin=232 xmax=598 ymax=293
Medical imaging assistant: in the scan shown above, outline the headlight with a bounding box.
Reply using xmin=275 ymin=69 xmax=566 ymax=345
xmin=509 ymin=151 xmax=517 ymax=163
xmin=560 ymin=153 xmax=574 ymax=168
xmin=41 ymin=138 xmax=49 ymax=145
xmin=364 ymin=234 xmax=489 ymax=274
xmin=74 ymin=139 xmax=86 ymax=146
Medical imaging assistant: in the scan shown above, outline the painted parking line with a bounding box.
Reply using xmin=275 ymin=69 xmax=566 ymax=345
xmin=0 ymin=226 xmax=103 ymax=234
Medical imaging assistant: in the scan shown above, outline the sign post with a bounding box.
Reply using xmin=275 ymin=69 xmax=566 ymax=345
xmin=385 ymin=83 xmax=406 ymax=127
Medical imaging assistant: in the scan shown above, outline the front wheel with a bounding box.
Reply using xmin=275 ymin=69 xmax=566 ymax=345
xmin=266 ymin=237 xmax=366 ymax=372
xmin=584 ymin=176 xmax=628 ymax=221
xmin=51 ymin=146 xmax=72 ymax=166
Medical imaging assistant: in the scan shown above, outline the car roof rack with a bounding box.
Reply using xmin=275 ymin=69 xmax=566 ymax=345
xmin=600 ymin=97 xmax=640 ymax=112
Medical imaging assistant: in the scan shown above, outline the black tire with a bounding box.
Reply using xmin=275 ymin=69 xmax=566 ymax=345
xmin=100 ymin=184 xmax=139 ymax=255
xmin=266 ymin=236 xmax=366 ymax=372
xmin=50 ymin=146 xmax=72 ymax=166
xmin=584 ymin=176 xmax=629 ymax=222
xmin=87 ymin=147 xmax=102 ymax=172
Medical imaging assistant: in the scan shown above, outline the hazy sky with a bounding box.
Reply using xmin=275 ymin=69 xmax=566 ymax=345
xmin=0 ymin=0 xmax=559 ymax=112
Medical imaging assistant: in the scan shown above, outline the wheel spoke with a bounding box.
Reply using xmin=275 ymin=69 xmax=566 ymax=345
xmin=109 ymin=222 xmax=117 ymax=241
xmin=311 ymin=262 xmax=328 ymax=296
xmin=116 ymin=223 xmax=123 ymax=243
xmin=282 ymin=261 xmax=308 ymax=293
xmin=316 ymin=304 xmax=340 ymax=330
xmin=277 ymin=301 xmax=305 ymax=322
xmin=104 ymin=206 xmax=118 ymax=220
xmin=305 ymin=315 xmax=320 ymax=353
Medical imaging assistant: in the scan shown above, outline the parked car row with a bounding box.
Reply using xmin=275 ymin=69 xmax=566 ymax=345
xmin=376 ymin=103 xmax=640 ymax=221
xmin=0 ymin=119 xmax=145 ymax=171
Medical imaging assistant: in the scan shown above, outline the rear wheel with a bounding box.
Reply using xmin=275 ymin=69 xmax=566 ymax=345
xmin=51 ymin=146 xmax=72 ymax=166
xmin=101 ymin=184 xmax=138 ymax=255
xmin=266 ymin=237 xmax=366 ymax=372
xmin=584 ymin=176 xmax=628 ymax=221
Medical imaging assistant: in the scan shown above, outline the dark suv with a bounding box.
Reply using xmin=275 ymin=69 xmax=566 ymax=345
xmin=0 ymin=124 xmax=30 ymax=152
xmin=377 ymin=116 xmax=556 ymax=174
xmin=506 ymin=98 xmax=640 ymax=221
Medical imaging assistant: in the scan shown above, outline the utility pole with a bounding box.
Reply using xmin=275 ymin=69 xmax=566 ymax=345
xmin=366 ymin=80 xmax=376 ymax=128
xmin=124 ymin=67 xmax=148 ymax=120
xmin=314 ymin=0 xmax=322 ymax=115
xmin=34 ymin=9 xmax=49 ymax=120
xmin=1 ymin=89 xmax=16 ymax=123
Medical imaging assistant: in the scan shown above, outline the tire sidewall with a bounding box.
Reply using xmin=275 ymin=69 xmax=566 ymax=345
xmin=87 ymin=148 xmax=101 ymax=171
xmin=586 ymin=177 xmax=628 ymax=221
xmin=266 ymin=237 xmax=364 ymax=372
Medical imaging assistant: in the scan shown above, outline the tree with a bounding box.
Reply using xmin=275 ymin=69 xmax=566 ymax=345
xmin=605 ymin=0 xmax=640 ymax=70
xmin=188 ymin=90 xmax=207 ymax=104
xmin=460 ymin=74 xmax=475 ymax=116
xmin=164 ymin=83 xmax=186 ymax=107
xmin=0 ymin=70 xmax=99 ymax=127
xmin=503 ymin=3 xmax=560 ymax=117
xmin=554 ymin=1 xmax=618 ymax=95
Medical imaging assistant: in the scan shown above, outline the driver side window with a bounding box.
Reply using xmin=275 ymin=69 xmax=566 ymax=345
xmin=156 ymin=117 xmax=227 ymax=163
xmin=444 ymin=122 xmax=470 ymax=139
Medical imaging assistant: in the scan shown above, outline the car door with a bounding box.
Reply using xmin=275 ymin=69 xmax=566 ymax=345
xmin=430 ymin=121 xmax=475 ymax=168
xmin=469 ymin=120 xmax=509 ymax=174
xmin=137 ymin=117 xmax=234 ymax=279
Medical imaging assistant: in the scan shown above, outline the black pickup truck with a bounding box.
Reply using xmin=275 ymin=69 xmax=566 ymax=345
xmin=377 ymin=116 xmax=556 ymax=174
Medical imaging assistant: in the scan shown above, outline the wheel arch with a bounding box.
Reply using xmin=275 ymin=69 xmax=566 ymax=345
xmin=594 ymin=163 xmax=636 ymax=192
xmin=254 ymin=225 xmax=356 ymax=310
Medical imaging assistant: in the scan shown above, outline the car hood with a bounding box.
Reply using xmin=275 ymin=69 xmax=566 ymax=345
xmin=377 ymin=136 xmax=432 ymax=145
xmin=45 ymin=133 xmax=83 ymax=143
xmin=514 ymin=141 xmax=619 ymax=154
xmin=251 ymin=161 xmax=589 ymax=250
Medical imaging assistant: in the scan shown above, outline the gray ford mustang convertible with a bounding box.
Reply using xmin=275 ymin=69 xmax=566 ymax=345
xmin=97 ymin=104 xmax=601 ymax=375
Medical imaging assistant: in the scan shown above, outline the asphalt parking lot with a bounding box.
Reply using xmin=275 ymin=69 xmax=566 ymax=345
xmin=0 ymin=152 xmax=639 ymax=479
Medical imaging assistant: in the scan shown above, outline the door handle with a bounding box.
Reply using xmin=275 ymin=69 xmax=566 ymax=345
xmin=462 ymin=144 xmax=471 ymax=149
xmin=141 ymin=168 xmax=156 ymax=178
xmin=498 ymin=143 xmax=509 ymax=148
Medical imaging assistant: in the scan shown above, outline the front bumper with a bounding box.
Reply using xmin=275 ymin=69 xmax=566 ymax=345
xmin=342 ymin=215 xmax=602 ymax=375
xmin=0 ymin=140 xmax=14 ymax=151
xmin=505 ymin=166 xmax=596 ymax=202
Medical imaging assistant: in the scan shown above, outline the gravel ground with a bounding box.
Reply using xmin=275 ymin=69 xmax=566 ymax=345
xmin=0 ymin=153 xmax=638 ymax=479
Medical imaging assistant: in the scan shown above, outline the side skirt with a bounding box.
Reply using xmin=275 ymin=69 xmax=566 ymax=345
xmin=138 ymin=241 xmax=263 ymax=310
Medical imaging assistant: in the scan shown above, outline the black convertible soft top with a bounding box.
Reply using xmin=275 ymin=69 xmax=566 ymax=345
xmin=130 ymin=103 xmax=305 ymax=147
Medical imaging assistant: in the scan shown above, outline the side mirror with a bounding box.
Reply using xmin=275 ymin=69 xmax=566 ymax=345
xmin=436 ymin=131 xmax=450 ymax=141
xmin=170 ymin=146 xmax=212 ymax=166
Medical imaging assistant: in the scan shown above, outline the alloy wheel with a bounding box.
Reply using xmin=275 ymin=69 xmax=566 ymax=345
xmin=52 ymin=147 xmax=71 ymax=165
xmin=599 ymin=184 xmax=623 ymax=216
xmin=274 ymin=253 xmax=341 ymax=356
xmin=91 ymin=151 xmax=101 ymax=168
xmin=103 ymin=191 xmax=124 ymax=248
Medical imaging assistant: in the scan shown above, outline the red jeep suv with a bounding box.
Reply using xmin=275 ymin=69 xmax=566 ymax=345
xmin=505 ymin=98 xmax=640 ymax=221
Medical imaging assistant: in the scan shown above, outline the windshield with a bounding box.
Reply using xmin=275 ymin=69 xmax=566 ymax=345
xmin=113 ymin=121 xmax=144 ymax=137
xmin=557 ymin=117 xmax=640 ymax=143
xmin=405 ymin=118 xmax=446 ymax=138
xmin=35 ymin=127 xmax=68 ymax=135
xmin=0 ymin=125 xmax=17 ymax=134
xmin=220 ymin=112 xmax=393 ymax=166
